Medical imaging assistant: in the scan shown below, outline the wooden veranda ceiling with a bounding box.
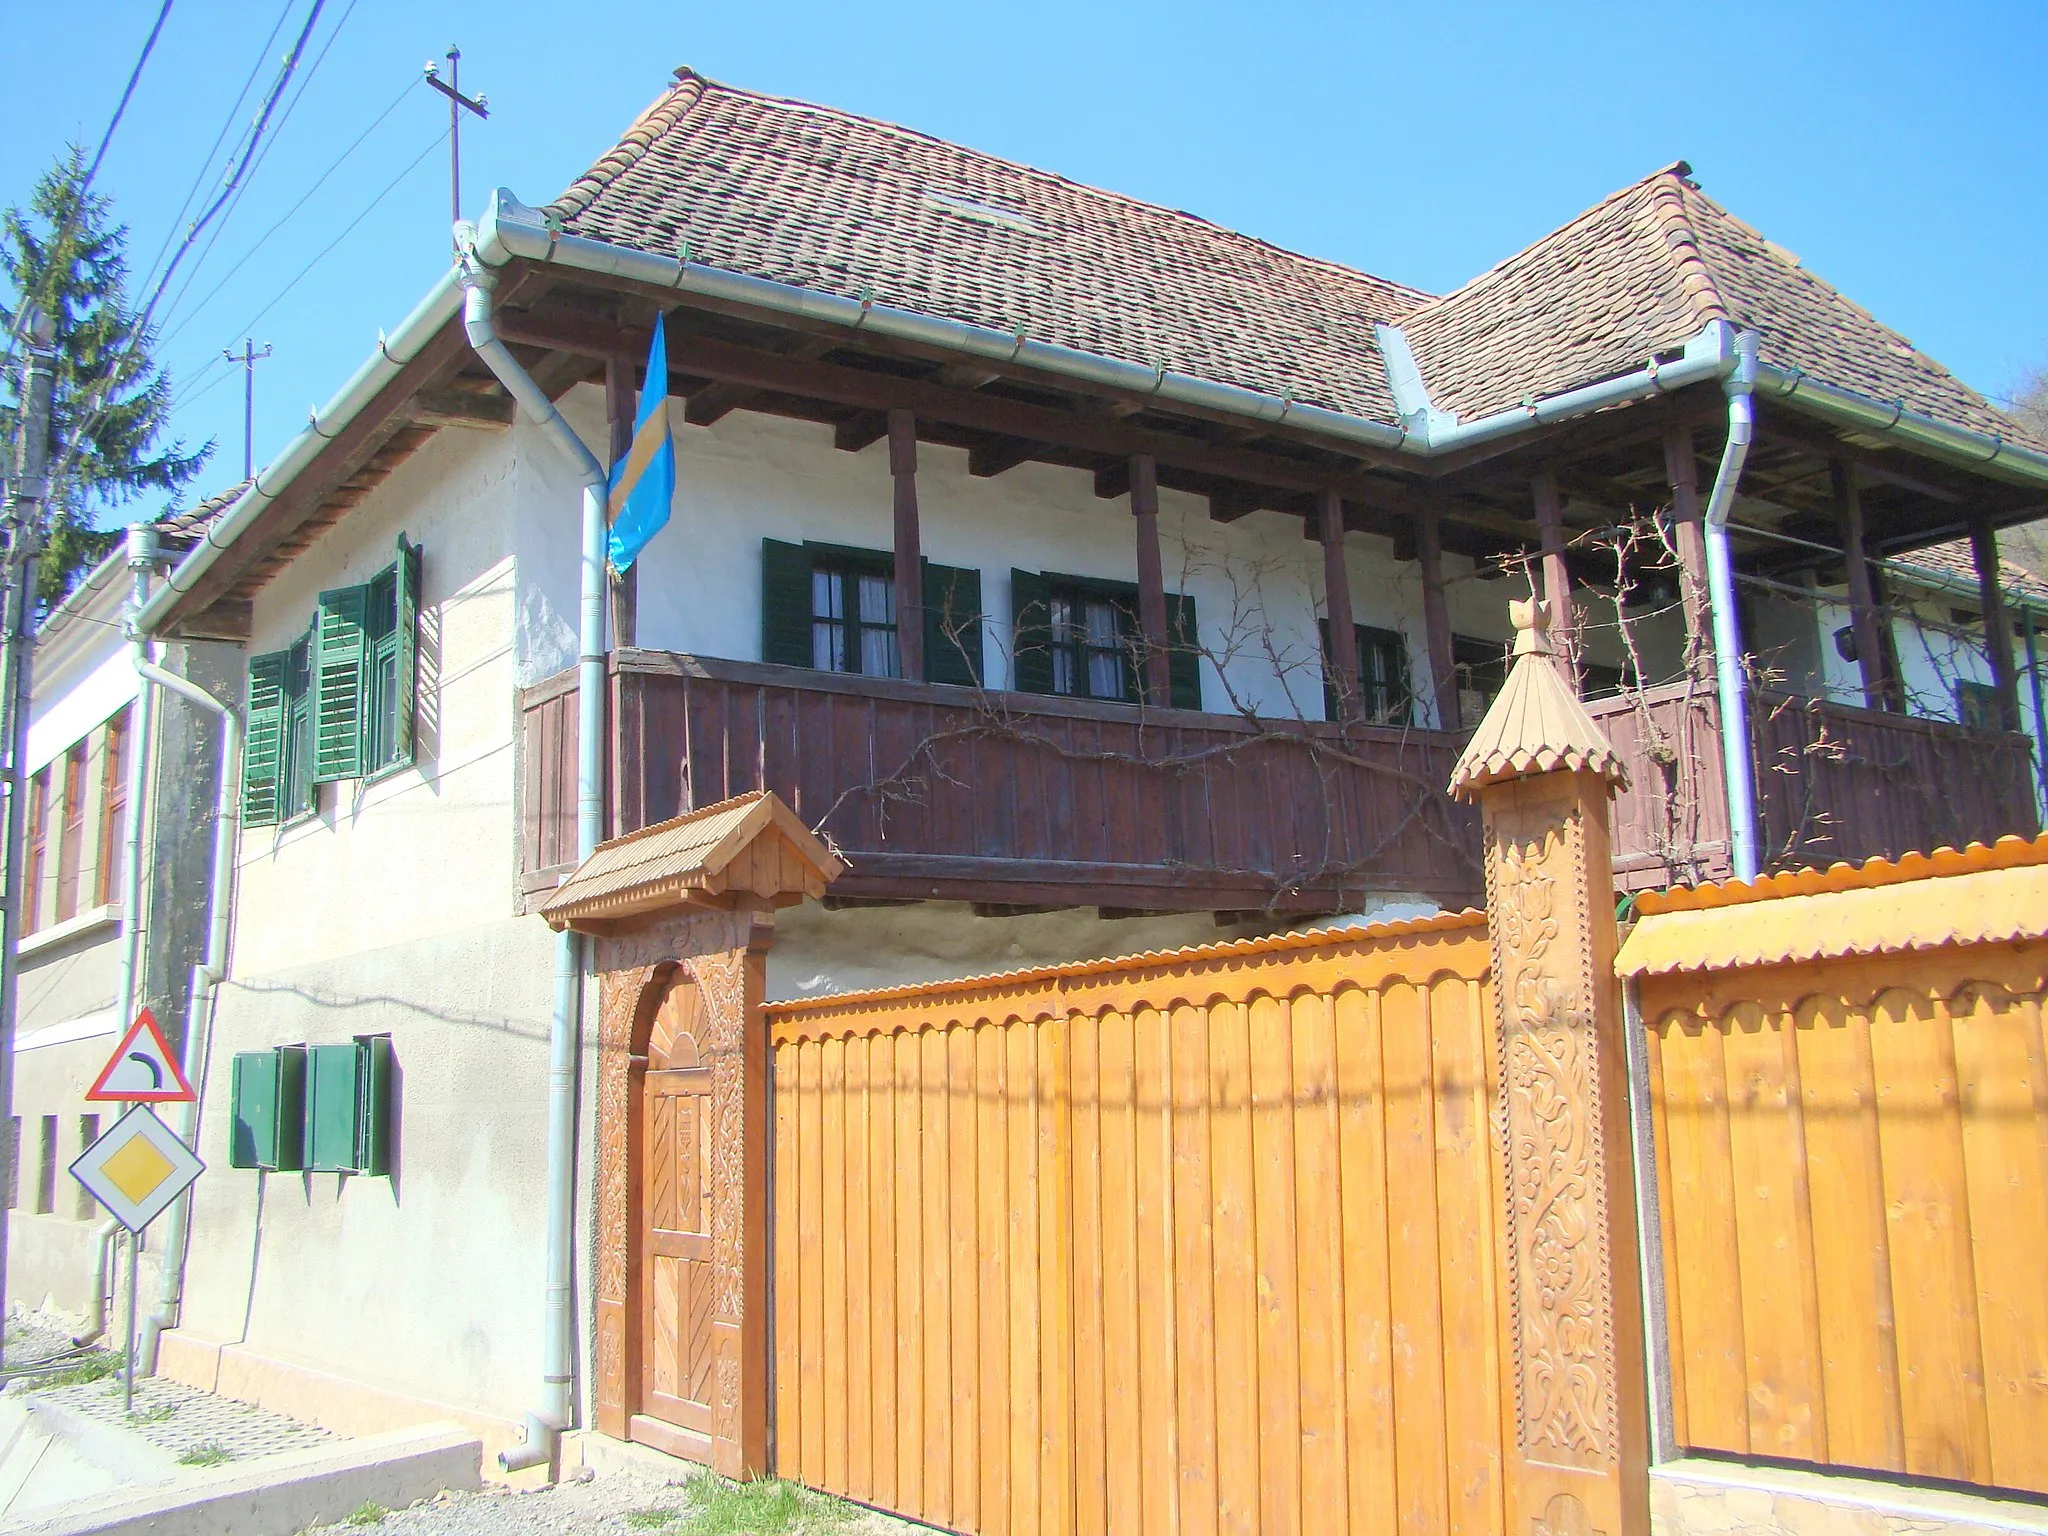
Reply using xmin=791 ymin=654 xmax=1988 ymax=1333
xmin=168 ymin=257 xmax=2044 ymax=638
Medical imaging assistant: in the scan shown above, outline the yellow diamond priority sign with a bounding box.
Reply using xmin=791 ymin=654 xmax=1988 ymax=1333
xmin=71 ymin=1106 xmax=203 ymax=1232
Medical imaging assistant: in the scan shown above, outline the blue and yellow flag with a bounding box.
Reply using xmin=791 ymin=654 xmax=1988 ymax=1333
xmin=606 ymin=315 xmax=676 ymax=575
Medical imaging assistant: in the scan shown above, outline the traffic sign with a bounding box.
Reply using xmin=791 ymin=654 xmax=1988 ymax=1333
xmin=85 ymin=1010 xmax=194 ymax=1104
xmin=70 ymin=1105 xmax=204 ymax=1233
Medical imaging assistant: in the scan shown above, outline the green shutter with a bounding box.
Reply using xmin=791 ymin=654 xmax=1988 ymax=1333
xmin=355 ymin=1034 xmax=394 ymax=1176
xmin=242 ymin=650 xmax=289 ymax=827
xmin=313 ymin=584 xmax=369 ymax=782
xmin=393 ymin=535 xmax=420 ymax=767
xmin=922 ymin=561 xmax=984 ymax=687
xmin=1167 ymin=593 xmax=1201 ymax=711
xmin=284 ymin=634 xmax=317 ymax=820
xmin=762 ymin=539 xmax=814 ymax=667
xmin=304 ymin=1042 xmax=361 ymax=1172
xmin=1010 ymin=569 xmax=1053 ymax=695
xmin=229 ymin=1046 xmax=305 ymax=1170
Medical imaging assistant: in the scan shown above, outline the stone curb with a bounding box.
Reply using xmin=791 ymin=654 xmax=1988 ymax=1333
xmin=3 ymin=1422 xmax=481 ymax=1536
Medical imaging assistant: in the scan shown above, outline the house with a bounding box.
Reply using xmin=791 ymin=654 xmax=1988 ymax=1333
xmin=4 ymin=495 xmax=237 ymax=1327
xmin=109 ymin=68 xmax=2045 ymax=1469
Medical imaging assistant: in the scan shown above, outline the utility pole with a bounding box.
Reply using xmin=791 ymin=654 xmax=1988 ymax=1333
xmin=423 ymin=45 xmax=488 ymax=244
xmin=0 ymin=306 xmax=59 ymax=1366
xmin=222 ymin=340 xmax=272 ymax=485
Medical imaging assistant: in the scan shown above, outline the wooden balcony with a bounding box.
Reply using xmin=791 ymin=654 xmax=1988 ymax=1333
xmin=520 ymin=652 xmax=1483 ymax=914
xmin=520 ymin=653 xmax=2041 ymax=913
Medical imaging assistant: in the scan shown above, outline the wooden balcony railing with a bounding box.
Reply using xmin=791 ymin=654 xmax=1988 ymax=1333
xmin=521 ymin=652 xmax=1482 ymax=914
xmin=520 ymin=653 xmax=2041 ymax=911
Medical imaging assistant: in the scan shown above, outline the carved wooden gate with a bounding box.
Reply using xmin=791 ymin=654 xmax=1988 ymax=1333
xmin=633 ymin=976 xmax=719 ymax=1461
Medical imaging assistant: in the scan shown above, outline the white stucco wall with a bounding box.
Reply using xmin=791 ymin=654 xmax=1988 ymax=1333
xmin=180 ymin=416 xmax=573 ymax=1427
xmin=518 ymin=385 xmax=1482 ymax=722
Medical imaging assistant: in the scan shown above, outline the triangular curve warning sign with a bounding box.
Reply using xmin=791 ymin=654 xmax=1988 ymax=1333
xmin=86 ymin=1009 xmax=194 ymax=1104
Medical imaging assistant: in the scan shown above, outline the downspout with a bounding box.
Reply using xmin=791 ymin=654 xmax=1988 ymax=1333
xmin=1701 ymin=331 xmax=1762 ymax=880
xmin=112 ymin=540 xmax=157 ymax=1045
xmin=123 ymin=525 xmax=243 ymax=1372
xmin=2024 ymin=606 xmax=2047 ymax=816
xmin=455 ymin=239 xmax=609 ymax=1474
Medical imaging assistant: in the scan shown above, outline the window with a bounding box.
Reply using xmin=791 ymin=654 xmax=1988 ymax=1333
xmin=244 ymin=535 xmax=419 ymax=828
xmin=1957 ymin=679 xmax=2004 ymax=733
xmin=1322 ymin=622 xmax=1413 ymax=725
xmin=761 ymin=539 xmax=984 ymax=687
xmin=22 ymin=767 xmax=49 ymax=936
xmin=54 ymin=742 xmax=87 ymax=924
xmin=96 ymin=709 xmax=129 ymax=908
xmin=1011 ymin=569 xmax=1200 ymax=710
xmin=1452 ymin=634 xmax=1510 ymax=730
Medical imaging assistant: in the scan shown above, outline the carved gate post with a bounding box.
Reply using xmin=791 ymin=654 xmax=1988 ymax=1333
xmin=541 ymin=793 xmax=843 ymax=1481
xmin=1450 ymin=600 xmax=1647 ymax=1536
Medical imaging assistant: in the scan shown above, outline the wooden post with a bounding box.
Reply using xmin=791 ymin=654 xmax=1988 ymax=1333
xmin=1319 ymin=490 xmax=1360 ymax=718
xmin=888 ymin=410 xmax=924 ymax=683
xmin=1533 ymin=469 xmax=1578 ymax=691
xmin=1419 ymin=507 xmax=1457 ymax=729
xmin=1130 ymin=453 xmax=1172 ymax=705
xmin=1450 ymin=599 xmax=1646 ymax=1536
xmin=1970 ymin=515 xmax=2022 ymax=731
xmin=1832 ymin=458 xmax=1896 ymax=711
xmin=1661 ymin=427 xmax=1711 ymax=680
xmin=606 ymin=354 xmax=638 ymax=649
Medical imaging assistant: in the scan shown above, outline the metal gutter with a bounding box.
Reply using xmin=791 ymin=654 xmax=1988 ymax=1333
xmin=1702 ymin=332 xmax=1762 ymax=881
xmin=132 ymin=268 xmax=466 ymax=637
xmin=1755 ymin=365 xmax=2048 ymax=489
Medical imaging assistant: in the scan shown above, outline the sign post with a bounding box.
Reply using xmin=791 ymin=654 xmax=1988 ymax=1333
xmin=73 ymin=1012 xmax=201 ymax=1410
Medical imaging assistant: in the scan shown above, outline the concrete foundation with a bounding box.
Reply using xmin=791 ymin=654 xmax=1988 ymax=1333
xmin=1652 ymin=1459 xmax=2048 ymax=1536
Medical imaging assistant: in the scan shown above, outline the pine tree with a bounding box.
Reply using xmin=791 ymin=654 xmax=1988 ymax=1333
xmin=2 ymin=145 xmax=210 ymax=607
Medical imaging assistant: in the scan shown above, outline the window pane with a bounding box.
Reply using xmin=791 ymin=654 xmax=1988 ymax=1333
xmin=856 ymin=574 xmax=898 ymax=678
xmin=856 ymin=573 xmax=894 ymax=628
xmin=1084 ymin=600 xmax=1123 ymax=699
xmin=812 ymin=569 xmax=846 ymax=671
xmin=1048 ymin=596 xmax=1076 ymax=695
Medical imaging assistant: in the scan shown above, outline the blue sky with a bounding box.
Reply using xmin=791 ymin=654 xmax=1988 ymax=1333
xmin=5 ymin=0 xmax=2045 ymax=520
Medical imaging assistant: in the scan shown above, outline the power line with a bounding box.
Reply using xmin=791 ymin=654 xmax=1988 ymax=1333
xmin=161 ymin=75 xmax=417 ymax=353
xmin=156 ymin=0 xmax=367 ymax=336
xmin=0 ymin=0 xmax=177 ymax=369
xmin=48 ymin=0 xmax=327 ymax=508
xmin=212 ymin=126 xmax=448 ymax=347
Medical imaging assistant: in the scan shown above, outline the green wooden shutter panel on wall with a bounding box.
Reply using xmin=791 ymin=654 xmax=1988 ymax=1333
xmin=284 ymin=634 xmax=317 ymax=820
xmin=242 ymin=651 xmax=289 ymax=827
xmin=228 ymin=1046 xmax=305 ymax=1170
xmin=313 ymin=584 xmax=369 ymax=782
xmin=761 ymin=539 xmax=813 ymax=667
xmin=1167 ymin=593 xmax=1201 ymax=710
xmin=393 ymin=535 xmax=420 ymax=766
xmin=922 ymin=560 xmax=984 ymax=687
xmin=1009 ymin=569 xmax=1053 ymax=695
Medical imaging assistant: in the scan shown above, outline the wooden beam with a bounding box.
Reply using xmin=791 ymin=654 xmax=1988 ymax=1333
xmin=607 ymin=354 xmax=638 ymax=649
xmin=1208 ymin=486 xmax=1266 ymax=522
xmin=404 ymin=387 xmax=514 ymax=430
xmin=1533 ymin=468 xmax=1578 ymax=690
xmin=171 ymin=597 xmax=252 ymax=642
xmin=1094 ymin=461 xmax=1131 ymax=501
xmin=1970 ymin=515 xmax=2022 ymax=731
xmin=683 ymin=334 xmax=839 ymax=426
xmin=1319 ymin=490 xmax=1360 ymax=719
xmin=1418 ymin=508 xmax=1456 ymax=730
xmin=1130 ymin=454 xmax=1172 ymax=705
xmin=1663 ymin=425 xmax=1711 ymax=679
xmin=834 ymin=410 xmax=889 ymax=453
xmin=931 ymin=363 xmax=1001 ymax=390
xmin=967 ymin=435 xmax=1039 ymax=479
xmin=890 ymin=411 xmax=925 ymax=683
xmin=1832 ymin=457 xmax=1897 ymax=711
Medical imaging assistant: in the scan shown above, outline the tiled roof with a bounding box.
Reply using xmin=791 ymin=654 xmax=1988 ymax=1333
xmin=551 ymin=70 xmax=1430 ymax=422
xmin=158 ymin=480 xmax=247 ymax=543
xmin=1893 ymin=537 xmax=2048 ymax=609
xmin=550 ymin=75 xmax=2036 ymax=459
xmin=1403 ymin=164 xmax=2046 ymax=451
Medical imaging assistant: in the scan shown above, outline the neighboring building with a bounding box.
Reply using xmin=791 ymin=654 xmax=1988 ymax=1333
xmin=110 ymin=68 xmax=2047 ymax=1467
xmin=6 ymin=497 xmax=238 ymax=1321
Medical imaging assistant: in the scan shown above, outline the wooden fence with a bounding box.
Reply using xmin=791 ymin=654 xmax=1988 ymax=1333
xmin=1632 ymin=851 xmax=2048 ymax=1498
xmin=767 ymin=912 xmax=1507 ymax=1536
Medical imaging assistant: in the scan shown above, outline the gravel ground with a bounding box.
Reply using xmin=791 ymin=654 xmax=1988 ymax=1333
xmin=294 ymin=1467 xmax=934 ymax=1536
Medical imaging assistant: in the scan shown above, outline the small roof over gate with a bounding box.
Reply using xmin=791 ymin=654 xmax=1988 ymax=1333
xmin=541 ymin=791 xmax=845 ymax=931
